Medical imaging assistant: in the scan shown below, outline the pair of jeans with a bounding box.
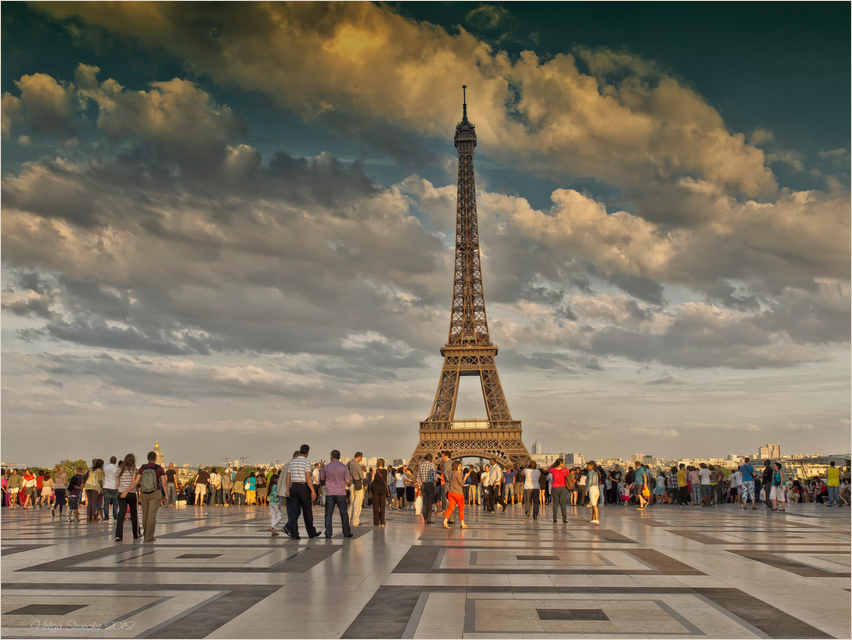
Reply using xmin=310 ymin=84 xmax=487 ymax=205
xmin=420 ymin=482 xmax=436 ymax=523
xmin=551 ymin=486 xmax=568 ymax=520
xmin=269 ymin=503 xmax=283 ymax=529
xmin=54 ymin=488 xmax=66 ymax=513
xmin=234 ymin=492 xmax=245 ymax=505
xmin=324 ymin=494 xmax=351 ymax=537
xmin=524 ymin=488 xmax=540 ymax=518
xmin=827 ymin=485 xmax=841 ymax=506
xmin=102 ymin=488 xmax=119 ymax=520
xmin=140 ymin=490 xmax=161 ymax=540
xmin=222 ymin=489 xmax=231 ymax=505
xmin=372 ymin=490 xmax=387 ymax=525
xmin=115 ymin=493 xmax=139 ymax=539
xmin=286 ymin=483 xmax=317 ymax=538
xmin=504 ymin=483 xmax=514 ymax=501
xmin=349 ymin=487 xmax=364 ymax=525
xmin=677 ymin=486 xmax=689 ymax=505
xmin=166 ymin=483 xmax=177 ymax=507
xmin=85 ymin=490 xmax=100 ymax=519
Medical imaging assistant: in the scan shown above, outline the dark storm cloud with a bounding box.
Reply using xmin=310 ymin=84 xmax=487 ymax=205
xmin=608 ymin=273 xmax=665 ymax=306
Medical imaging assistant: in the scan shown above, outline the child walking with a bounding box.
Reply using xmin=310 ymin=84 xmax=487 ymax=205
xmin=268 ymin=472 xmax=282 ymax=536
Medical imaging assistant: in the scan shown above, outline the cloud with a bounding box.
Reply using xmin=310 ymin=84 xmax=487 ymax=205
xmin=646 ymin=373 xmax=689 ymax=385
xmin=13 ymin=72 xmax=76 ymax=134
xmin=36 ymin=2 xmax=777 ymax=197
xmin=629 ymin=427 xmax=680 ymax=437
xmin=1 ymin=93 xmax=23 ymax=139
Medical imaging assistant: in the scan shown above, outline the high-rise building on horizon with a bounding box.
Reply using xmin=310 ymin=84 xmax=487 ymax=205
xmin=532 ymin=441 xmax=542 ymax=455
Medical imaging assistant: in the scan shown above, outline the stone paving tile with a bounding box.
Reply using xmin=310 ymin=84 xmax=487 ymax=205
xmin=2 ymin=501 xmax=849 ymax=638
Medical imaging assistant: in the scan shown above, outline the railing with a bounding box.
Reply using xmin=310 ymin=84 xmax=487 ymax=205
xmin=420 ymin=420 xmax=521 ymax=431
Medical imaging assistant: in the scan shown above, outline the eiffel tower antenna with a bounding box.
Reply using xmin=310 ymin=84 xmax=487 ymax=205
xmin=409 ymin=90 xmax=531 ymax=469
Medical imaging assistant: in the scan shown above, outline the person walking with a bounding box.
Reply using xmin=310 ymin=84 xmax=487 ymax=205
xmin=675 ymin=464 xmax=689 ymax=507
xmin=487 ymin=458 xmax=508 ymax=513
xmin=739 ymin=457 xmax=758 ymax=510
xmin=52 ymin=466 xmax=67 ymax=517
xmin=267 ymin=471 xmax=282 ymax=536
xmin=256 ymin=471 xmax=268 ymax=507
xmin=633 ymin=461 xmax=648 ymax=511
xmin=348 ymin=452 xmax=365 ymax=526
xmin=114 ymin=454 xmax=140 ymax=541
xmin=221 ymin=469 xmax=232 ymax=507
xmin=548 ymin=459 xmax=569 ymax=523
xmin=416 ymin=454 xmax=437 ymax=525
xmin=84 ymin=460 xmax=104 ymax=522
xmin=770 ymin=462 xmax=786 ymax=511
xmin=283 ymin=444 xmax=319 ymax=540
xmin=67 ymin=467 xmax=84 ymax=522
xmin=123 ymin=451 xmax=166 ymax=542
xmin=697 ymin=463 xmax=712 ymax=507
xmin=443 ymin=461 xmax=470 ymax=529
xmin=405 ymin=466 xmax=416 ymax=510
xmin=523 ymin=461 xmax=541 ymax=520
xmin=586 ymin=461 xmax=601 ymax=524
xmin=194 ymin=468 xmax=210 ymax=506
xmin=826 ymin=461 xmax=842 ymax=507
xmin=165 ymin=463 xmax=179 ymax=507
xmin=233 ymin=467 xmax=246 ymax=506
xmin=210 ymin=468 xmax=222 ymax=506
xmin=761 ymin=460 xmax=774 ymax=508
xmin=439 ymin=452 xmax=453 ymax=512
xmin=321 ymin=450 xmax=353 ymax=538
xmin=102 ymin=456 xmax=120 ymax=522
xmin=371 ymin=458 xmax=389 ymax=527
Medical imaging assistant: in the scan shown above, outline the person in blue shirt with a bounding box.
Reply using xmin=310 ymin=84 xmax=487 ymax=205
xmin=503 ymin=468 xmax=515 ymax=505
xmin=634 ymin=461 xmax=648 ymax=511
xmin=738 ymin=457 xmax=757 ymax=510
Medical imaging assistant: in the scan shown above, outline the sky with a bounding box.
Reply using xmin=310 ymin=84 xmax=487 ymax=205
xmin=1 ymin=2 xmax=850 ymax=467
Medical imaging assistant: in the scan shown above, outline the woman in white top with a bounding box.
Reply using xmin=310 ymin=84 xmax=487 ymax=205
xmin=394 ymin=470 xmax=405 ymax=509
xmin=523 ymin=462 xmax=541 ymax=520
xmin=114 ymin=454 xmax=140 ymax=542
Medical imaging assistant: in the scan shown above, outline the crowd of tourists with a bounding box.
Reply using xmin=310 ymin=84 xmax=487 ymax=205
xmin=4 ymin=452 xmax=847 ymax=542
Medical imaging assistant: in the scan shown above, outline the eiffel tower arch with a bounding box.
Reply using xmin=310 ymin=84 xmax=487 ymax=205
xmin=409 ymin=88 xmax=532 ymax=470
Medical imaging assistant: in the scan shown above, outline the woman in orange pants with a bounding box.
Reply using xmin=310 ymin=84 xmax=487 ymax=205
xmin=443 ymin=461 xmax=471 ymax=529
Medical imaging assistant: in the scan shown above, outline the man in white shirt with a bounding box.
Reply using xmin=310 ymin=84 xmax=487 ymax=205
xmin=102 ymin=456 xmax=120 ymax=522
xmin=209 ymin=470 xmax=221 ymax=505
xmin=697 ymin=463 xmax=712 ymax=507
xmin=729 ymin=469 xmax=741 ymax=504
xmin=480 ymin=465 xmax=490 ymax=512
xmin=487 ymin=458 xmax=508 ymax=513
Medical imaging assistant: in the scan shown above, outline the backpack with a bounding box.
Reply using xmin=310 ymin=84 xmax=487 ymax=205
xmin=140 ymin=466 xmax=158 ymax=493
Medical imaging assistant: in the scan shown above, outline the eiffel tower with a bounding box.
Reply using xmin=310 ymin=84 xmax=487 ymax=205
xmin=409 ymin=87 xmax=532 ymax=469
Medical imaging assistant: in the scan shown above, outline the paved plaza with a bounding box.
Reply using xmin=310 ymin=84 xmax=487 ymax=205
xmin=1 ymin=501 xmax=849 ymax=639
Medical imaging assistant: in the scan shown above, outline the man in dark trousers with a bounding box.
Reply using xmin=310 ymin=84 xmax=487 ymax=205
xmin=283 ymin=444 xmax=319 ymax=539
xmin=762 ymin=460 xmax=774 ymax=508
xmin=416 ymin=454 xmax=437 ymax=525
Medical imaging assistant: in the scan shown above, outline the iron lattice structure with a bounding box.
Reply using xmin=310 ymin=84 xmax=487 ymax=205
xmin=409 ymin=89 xmax=532 ymax=470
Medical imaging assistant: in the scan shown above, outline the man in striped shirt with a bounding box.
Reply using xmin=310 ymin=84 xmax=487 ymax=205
xmin=283 ymin=444 xmax=319 ymax=539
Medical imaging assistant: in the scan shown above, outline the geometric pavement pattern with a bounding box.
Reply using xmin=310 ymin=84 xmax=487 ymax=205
xmin=2 ymin=501 xmax=849 ymax=638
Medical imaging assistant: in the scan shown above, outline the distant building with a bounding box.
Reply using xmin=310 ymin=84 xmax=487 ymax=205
xmin=153 ymin=439 xmax=165 ymax=467
xmin=532 ymin=441 xmax=542 ymax=455
xmin=564 ymin=453 xmax=585 ymax=468
xmin=531 ymin=453 xmax=560 ymax=469
xmin=758 ymin=443 xmax=781 ymax=459
xmin=630 ymin=453 xmax=646 ymax=464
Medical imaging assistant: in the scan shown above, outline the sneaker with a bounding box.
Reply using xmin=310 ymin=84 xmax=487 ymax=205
xmin=282 ymin=525 xmax=293 ymax=539
xmin=443 ymin=522 xmax=450 ymax=529
xmin=591 ymin=519 xmax=599 ymax=524
xmin=460 ymin=523 xmax=470 ymax=529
